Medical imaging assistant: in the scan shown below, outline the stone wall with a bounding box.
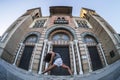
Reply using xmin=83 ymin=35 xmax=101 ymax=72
xmin=86 ymin=13 xmax=120 ymax=64
xmin=1 ymin=15 xmax=33 ymax=63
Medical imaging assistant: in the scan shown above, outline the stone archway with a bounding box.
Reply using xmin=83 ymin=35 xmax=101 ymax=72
xmin=45 ymin=26 xmax=77 ymax=40
xmin=13 ymin=31 xmax=40 ymax=71
xmin=81 ymin=32 xmax=103 ymax=71
xmin=45 ymin=26 xmax=76 ymax=75
xmin=18 ymin=34 xmax=38 ymax=70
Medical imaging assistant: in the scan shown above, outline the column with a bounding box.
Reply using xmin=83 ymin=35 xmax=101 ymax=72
xmin=98 ymin=43 xmax=108 ymax=66
xmin=74 ymin=40 xmax=83 ymax=74
xmin=44 ymin=41 xmax=52 ymax=75
xmin=13 ymin=43 xmax=23 ymax=65
xmin=47 ymin=41 xmax=52 ymax=53
xmin=38 ymin=39 xmax=48 ymax=74
xmin=70 ymin=41 xmax=77 ymax=75
xmin=84 ymin=44 xmax=92 ymax=72
xmin=29 ymin=43 xmax=38 ymax=72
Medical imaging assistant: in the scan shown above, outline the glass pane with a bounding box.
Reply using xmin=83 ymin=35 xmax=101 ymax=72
xmin=24 ymin=35 xmax=37 ymax=43
xmin=84 ymin=36 xmax=97 ymax=43
xmin=52 ymin=33 xmax=70 ymax=41
xmin=76 ymin=20 xmax=89 ymax=28
xmin=62 ymin=35 xmax=69 ymax=40
xmin=53 ymin=35 xmax=60 ymax=40
xmin=33 ymin=20 xmax=46 ymax=28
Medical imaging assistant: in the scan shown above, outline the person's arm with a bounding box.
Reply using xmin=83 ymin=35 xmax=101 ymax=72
xmin=49 ymin=52 xmax=55 ymax=65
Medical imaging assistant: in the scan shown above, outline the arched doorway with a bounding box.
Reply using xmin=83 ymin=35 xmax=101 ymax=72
xmin=52 ymin=45 xmax=70 ymax=75
xmin=18 ymin=34 xmax=38 ymax=70
xmin=48 ymin=28 xmax=74 ymax=75
xmin=84 ymin=35 xmax=103 ymax=71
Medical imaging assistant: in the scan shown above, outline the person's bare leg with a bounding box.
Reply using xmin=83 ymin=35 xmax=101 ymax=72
xmin=42 ymin=64 xmax=56 ymax=74
xmin=61 ymin=64 xmax=72 ymax=75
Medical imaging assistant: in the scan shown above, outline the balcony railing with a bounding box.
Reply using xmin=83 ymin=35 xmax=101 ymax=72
xmin=54 ymin=20 xmax=68 ymax=24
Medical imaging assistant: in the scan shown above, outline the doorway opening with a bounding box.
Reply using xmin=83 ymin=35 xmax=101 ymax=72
xmin=18 ymin=46 xmax=34 ymax=70
xmin=50 ymin=45 xmax=71 ymax=75
xmin=88 ymin=46 xmax=103 ymax=71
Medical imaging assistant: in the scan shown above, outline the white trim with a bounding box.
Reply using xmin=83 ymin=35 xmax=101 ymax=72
xmin=70 ymin=41 xmax=77 ymax=75
xmin=38 ymin=39 xmax=48 ymax=74
xmin=29 ymin=18 xmax=49 ymax=28
xmin=114 ymin=34 xmax=120 ymax=43
xmin=85 ymin=19 xmax=93 ymax=28
xmin=29 ymin=20 xmax=36 ymax=28
xmin=13 ymin=43 xmax=23 ymax=65
xmin=98 ymin=43 xmax=108 ymax=66
xmin=84 ymin=44 xmax=92 ymax=72
xmin=29 ymin=43 xmax=38 ymax=72
xmin=74 ymin=40 xmax=83 ymax=74
xmin=45 ymin=41 xmax=52 ymax=75
xmin=1 ymin=33 xmax=8 ymax=42
xmin=73 ymin=18 xmax=79 ymax=27
xmin=43 ymin=18 xmax=49 ymax=27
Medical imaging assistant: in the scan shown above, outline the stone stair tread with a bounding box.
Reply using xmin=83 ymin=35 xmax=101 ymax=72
xmin=0 ymin=59 xmax=120 ymax=80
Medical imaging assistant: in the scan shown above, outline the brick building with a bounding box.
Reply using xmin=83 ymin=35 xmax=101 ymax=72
xmin=0 ymin=6 xmax=120 ymax=76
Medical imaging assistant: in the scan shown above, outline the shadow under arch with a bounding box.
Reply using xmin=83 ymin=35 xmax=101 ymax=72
xmin=18 ymin=31 xmax=40 ymax=70
xmin=21 ymin=31 xmax=41 ymax=43
xmin=45 ymin=26 xmax=77 ymax=40
xmin=81 ymin=32 xmax=103 ymax=71
xmin=81 ymin=32 xmax=100 ymax=43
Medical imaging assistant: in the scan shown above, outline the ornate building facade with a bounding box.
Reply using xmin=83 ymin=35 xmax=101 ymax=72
xmin=0 ymin=6 xmax=120 ymax=76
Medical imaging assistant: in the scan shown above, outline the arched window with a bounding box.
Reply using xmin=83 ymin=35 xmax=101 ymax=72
xmin=84 ymin=35 xmax=103 ymax=71
xmin=52 ymin=33 xmax=70 ymax=41
xmin=76 ymin=20 xmax=89 ymax=28
xmin=57 ymin=17 xmax=61 ymax=20
xmin=33 ymin=19 xmax=46 ymax=28
xmin=84 ymin=35 xmax=97 ymax=43
xmin=24 ymin=34 xmax=38 ymax=43
xmin=19 ymin=34 xmax=38 ymax=70
xmin=62 ymin=17 xmax=65 ymax=20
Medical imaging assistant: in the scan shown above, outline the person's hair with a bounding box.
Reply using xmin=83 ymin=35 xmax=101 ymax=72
xmin=44 ymin=53 xmax=52 ymax=62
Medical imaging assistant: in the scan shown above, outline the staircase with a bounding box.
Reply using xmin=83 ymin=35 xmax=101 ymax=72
xmin=0 ymin=58 xmax=120 ymax=80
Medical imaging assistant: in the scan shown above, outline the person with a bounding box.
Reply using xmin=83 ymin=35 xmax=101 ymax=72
xmin=42 ymin=51 xmax=72 ymax=75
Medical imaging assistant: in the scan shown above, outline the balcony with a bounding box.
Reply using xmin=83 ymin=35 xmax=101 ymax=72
xmin=54 ymin=20 xmax=69 ymax=24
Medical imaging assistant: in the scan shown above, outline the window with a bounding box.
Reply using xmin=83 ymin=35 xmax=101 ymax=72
xmin=52 ymin=33 xmax=70 ymax=41
xmin=110 ymin=50 xmax=115 ymax=58
xmin=57 ymin=17 xmax=61 ymax=20
xmin=54 ymin=17 xmax=68 ymax=24
xmin=62 ymin=17 xmax=65 ymax=20
xmin=24 ymin=35 xmax=38 ymax=43
xmin=76 ymin=20 xmax=89 ymax=28
xmin=84 ymin=35 xmax=97 ymax=43
xmin=33 ymin=20 xmax=46 ymax=28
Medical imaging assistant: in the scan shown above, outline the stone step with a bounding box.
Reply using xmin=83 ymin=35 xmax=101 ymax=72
xmin=0 ymin=58 xmax=120 ymax=80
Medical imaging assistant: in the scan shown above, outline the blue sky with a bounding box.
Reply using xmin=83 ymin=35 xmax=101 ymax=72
xmin=0 ymin=0 xmax=120 ymax=36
